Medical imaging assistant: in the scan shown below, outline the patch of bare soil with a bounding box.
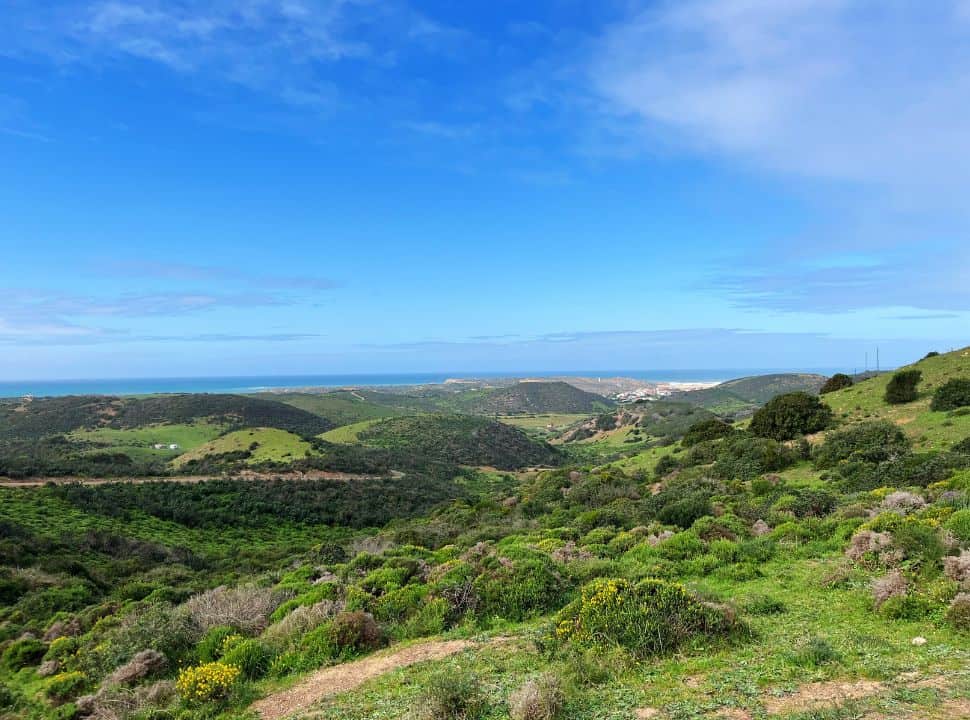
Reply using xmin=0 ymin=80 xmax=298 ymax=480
xmin=763 ymin=679 xmax=884 ymax=715
xmin=251 ymin=639 xmax=475 ymax=720
xmin=634 ymin=709 xmax=660 ymax=719
xmin=711 ymin=710 xmax=752 ymax=720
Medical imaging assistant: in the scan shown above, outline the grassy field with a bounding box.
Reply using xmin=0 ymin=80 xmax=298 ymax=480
xmin=319 ymin=419 xmax=383 ymax=444
xmin=172 ymin=427 xmax=318 ymax=467
xmin=68 ymin=420 xmax=226 ymax=461
xmin=823 ymin=347 xmax=970 ymax=451
xmin=258 ymin=392 xmax=408 ymax=427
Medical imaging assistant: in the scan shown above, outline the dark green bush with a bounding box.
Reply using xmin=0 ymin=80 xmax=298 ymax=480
xmin=658 ymin=494 xmax=712 ymax=528
xmin=814 ymin=421 xmax=910 ymax=468
xmin=654 ymin=455 xmax=679 ymax=478
xmin=1 ymin=637 xmax=46 ymax=671
xmin=884 ymin=370 xmax=922 ymax=404
xmin=682 ymin=418 xmax=735 ymax=447
xmin=221 ymin=638 xmax=272 ymax=679
xmin=711 ymin=435 xmax=798 ymax=480
xmin=749 ymin=392 xmax=832 ymax=441
xmin=931 ymin=379 xmax=970 ymax=412
xmin=820 ymin=374 xmax=853 ymax=394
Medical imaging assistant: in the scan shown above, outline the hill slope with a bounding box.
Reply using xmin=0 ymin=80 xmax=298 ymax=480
xmin=822 ymin=346 xmax=970 ymax=451
xmin=673 ymin=373 xmax=827 ymax=417
xmin=356 ymin=414 xmax=561 ymax=470
xmin=454 ymin=381 xmax=614 ymax=415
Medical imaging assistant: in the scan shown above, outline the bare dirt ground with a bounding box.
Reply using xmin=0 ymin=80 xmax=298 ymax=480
xmin=0 ymin=469 xmax=389 ymax=487
xmin=762 ymin=679 xmax=885 ymax=715
xmin=250 ymin=639 xmax=476 ymax=720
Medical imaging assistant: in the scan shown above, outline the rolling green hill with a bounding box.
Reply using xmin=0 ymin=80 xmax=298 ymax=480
xmin=821 ymin=346 xmax=970 ymax=451
xmin=172 ymin=427 xmax=319 ymax=468
xmin=452 ymin=380 xmax=614 ymax=415
xmin=356 ymin=414 xmax=562 ymax=470
xmin=255 ymin=391 xmax=408 ymax=427
xmin=673 ymin=373 xmax=827 ymax=417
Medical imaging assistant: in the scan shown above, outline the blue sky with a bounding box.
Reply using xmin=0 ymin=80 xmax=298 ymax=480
xmin=1 ymin=0 xmax=968 ymax=378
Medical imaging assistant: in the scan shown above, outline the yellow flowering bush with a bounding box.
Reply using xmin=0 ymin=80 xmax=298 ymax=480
xmin=555 ymin=577 xmax=734 ymax=658
xmin=45 ymin=671 xmax=87 ymax=701
xmin=176 ymin=661 xmax=241 ymax=703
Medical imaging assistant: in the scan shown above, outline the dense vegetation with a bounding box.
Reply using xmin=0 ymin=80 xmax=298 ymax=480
xmin=357 ymin=415 xmax=561 ymax=470
xmin=672 ymin=373 xmax=827 ymax=417
xmin=2 ymin=348 xmax=970 ymax=720
xmin=453 ymin=382 xmax=614 ymax=416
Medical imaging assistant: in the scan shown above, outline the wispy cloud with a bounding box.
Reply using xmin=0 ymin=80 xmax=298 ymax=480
xmin=707 ymin=249 xmax=970 ymax=313
xmin=5 ymin=0 xmax=464 ymax=112
xmin=100 ymin=260 xmax=337 ymax=291
xmin=590 ymin=0 xmax=970 ymax=201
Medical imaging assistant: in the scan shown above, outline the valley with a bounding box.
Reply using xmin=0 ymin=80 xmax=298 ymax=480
xmin=1 ymin=350 xmax=969 ymax=720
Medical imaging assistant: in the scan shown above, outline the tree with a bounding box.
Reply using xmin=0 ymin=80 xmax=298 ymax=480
xmin=681 ymin=418 xmax=735 ymax=447
xmin=931 ymin=378 xmax=970 ymax=412
xmin=820 ymin=373 xmax=853 ymax=394
xmin=884 ymin=370 xmax=922 ymax=405
xmin=749 ymin=392 xmax=833 ymax=441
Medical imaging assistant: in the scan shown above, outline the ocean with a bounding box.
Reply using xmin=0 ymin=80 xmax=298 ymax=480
xmin=0 ymin=368 xmax=847 ymax=398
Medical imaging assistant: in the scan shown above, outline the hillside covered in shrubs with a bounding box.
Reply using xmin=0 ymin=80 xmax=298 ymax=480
xmin=1 ymin=348 xmax=969 ymax=720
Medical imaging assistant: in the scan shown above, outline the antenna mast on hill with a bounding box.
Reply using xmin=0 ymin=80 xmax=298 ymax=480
xmin=865 ymin=352 xmax=869 ymax=372
xmin=876 ymin=347 xmax=880 ymax=373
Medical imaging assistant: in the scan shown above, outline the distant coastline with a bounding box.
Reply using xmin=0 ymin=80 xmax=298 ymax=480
xmin=0 ymin=368 xmax=847 ymax=399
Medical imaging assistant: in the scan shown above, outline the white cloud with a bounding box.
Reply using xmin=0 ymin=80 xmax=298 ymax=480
xmin=590 ymin=0 xmax=970 ymax=201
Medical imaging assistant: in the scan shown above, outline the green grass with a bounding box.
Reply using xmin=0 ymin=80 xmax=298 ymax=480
xmin=257 ymin=392 xmax=408 ymax=427
xmin=172 ymin=427 xmax=319 ymax=467
xmin=823 ymin=347 xmax=970 ymax=451
xmin=319 ymin=419 xmax=383 ymax=444
xmin=302 ymin=552 xmax=970 ymax=719
xmin=68 ymin=420 xmax=226 ymax=461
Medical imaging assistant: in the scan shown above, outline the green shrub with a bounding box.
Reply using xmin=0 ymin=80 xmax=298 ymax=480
xmin=682 ymin=419 xmax=735 ymax=447
xmin=814 ymin=421 xmax=910 ymax=468
xmin=879 ymin=593 xmax=938 ymax=621
xmin=196 ymin=625 xmax=238 ymax=663
xmin=44 ymin=671 xmax=87 ymax=702
xmin=885 ymin=370 xmax=922 ymax=404
xmin=820 ymin=374 xmax=853 ymax=394
xmin=658 ymin=494 xmax=712 ymax=528
xmin=220 ymin=638 xmax=272 ymax=679
xmin=749 ymin=392 xmax=832 ymax=441
xmin=654 ymin=455 xmax=679 ymax=478
xmin=474 ymin=556 xmax=564 ymax=621
xmin=710 ymin=435 xmax=799 ymax=479
xmin=270 ymin=582 xmax=338 ymax=623
xmin=554 ymin=577 xmax=735 ymax=658
xmin=657 ymin=531 xmax=705 ymax=561
xmin=1 ymin=637 xmax=46 ymax=671
xmin=329 ymin=611 xmax=383 ymax=653
xmin=415 ymin=669 xmax=486 ymax=720
xmin=946 ymin=593 xmax=970 ymax=630
xmin=932 ymin=379 xmax=970 ymax=412
xmin=0 ymin=682 xmax=16 ymax=709
xmin=789 ymin=637 xmax=840 ymax=668
xmin=946 ymin=509 xmax=970 ymax=544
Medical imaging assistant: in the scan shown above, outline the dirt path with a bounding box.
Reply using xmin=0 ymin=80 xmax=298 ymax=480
xmin=251 ymin=639 xmax=476 ymax=720
xmin=0 ymin=469 xmax=390 ymax=488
